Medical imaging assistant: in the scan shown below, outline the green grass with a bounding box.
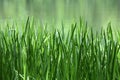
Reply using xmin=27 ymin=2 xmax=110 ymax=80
xmin=0 ymin=17 xmax=120 ymax=80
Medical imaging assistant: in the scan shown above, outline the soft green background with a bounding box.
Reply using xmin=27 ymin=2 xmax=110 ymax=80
xmin=0 ymin=0 xmax=120 ymax=27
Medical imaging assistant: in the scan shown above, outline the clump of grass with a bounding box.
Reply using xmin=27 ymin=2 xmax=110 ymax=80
xmin=0 ymin=17 xmax=120 ymax=80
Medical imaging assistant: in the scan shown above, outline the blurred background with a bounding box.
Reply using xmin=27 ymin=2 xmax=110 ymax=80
xmin=0 ymin=0 xmax=120 ymax=28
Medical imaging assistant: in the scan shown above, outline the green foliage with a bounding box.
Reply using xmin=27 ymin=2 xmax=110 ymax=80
xmin=0 ymin=18 xmax=120 ymax=80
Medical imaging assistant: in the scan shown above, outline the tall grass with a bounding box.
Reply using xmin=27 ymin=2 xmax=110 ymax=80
xmin=0 ymin=17 xmax=120 ymax=80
